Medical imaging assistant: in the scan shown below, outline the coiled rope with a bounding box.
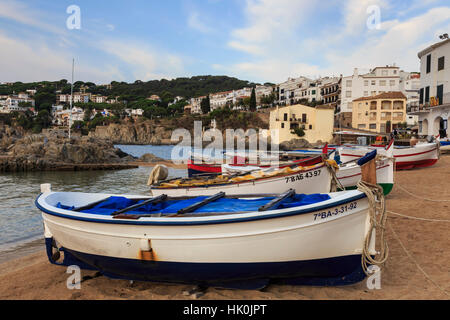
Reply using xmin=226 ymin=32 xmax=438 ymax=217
xmin=322 ymin=156 xmax=345 ymax=192
xmin=357 ymin=180 xmax=389 ymax=276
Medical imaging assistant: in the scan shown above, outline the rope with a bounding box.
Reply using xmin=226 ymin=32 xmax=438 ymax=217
xmin=387 ymin=210 xmax=450 ymax=222
xmin=357 ymin=180 xmax=389 ymax=276
xmin=394 ymin=184 xmax=450 ymax=202
xmin=322 ymin=156 xmax=345 ymax=192
xmin=388 ymin=223 xmax=450 ymax=298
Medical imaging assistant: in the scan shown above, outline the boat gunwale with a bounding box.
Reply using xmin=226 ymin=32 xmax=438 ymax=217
xmin=36 ymin=191 xmax=367 ymax=226
xmin=152 ymin=162 xmax=328 ymax=190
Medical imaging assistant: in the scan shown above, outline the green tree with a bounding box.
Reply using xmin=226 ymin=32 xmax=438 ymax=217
xmin=201 ymin=95 xmax=211 ymax=114
xmin=249 ymin=87 xmax=257 ymax=112
xmin=291 ymin=127 xmax=305 ymax=138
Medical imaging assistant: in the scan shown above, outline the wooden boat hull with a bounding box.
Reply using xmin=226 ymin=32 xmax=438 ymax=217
xmin=36 ymin=190 xmax=374 ymax=289
xmin=152 ymin=163 xmax=332 ymax=197
xmin=337 ymin=158 xmax=394 ymax=195
xmin=187 ymin=156 xmax=323 ymax=178
xmin=338 ymin=142 xmax=439 ymax=170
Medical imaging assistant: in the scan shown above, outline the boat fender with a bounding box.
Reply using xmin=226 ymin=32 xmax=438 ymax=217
xmin=41 ymin=183 xmax=52 ymax=193
xmin=147 ymin=165 xmax=169 ymax=186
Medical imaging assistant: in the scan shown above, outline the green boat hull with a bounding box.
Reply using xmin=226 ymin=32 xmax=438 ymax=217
xmin=341 ymin=183 xmax=393 ymax=196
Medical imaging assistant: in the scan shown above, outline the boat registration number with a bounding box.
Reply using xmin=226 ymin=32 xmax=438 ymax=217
xmin=313 ymin=202 xmax=358 ymax=221
xmin=285 ymin=169 xmax=321 ymax=184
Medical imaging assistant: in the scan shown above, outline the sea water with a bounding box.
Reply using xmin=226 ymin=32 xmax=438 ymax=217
xmin=0 ymin=145 xmax=186 ymax=263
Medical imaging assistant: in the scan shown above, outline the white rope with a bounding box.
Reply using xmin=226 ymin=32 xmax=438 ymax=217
xmin=388 ymin=223 xmax=450 ymax=298
xmin=357 ymin=180 xmax=389 ymax=276
xmin=394 ymin=184 xmax=450 ymax=202
xmin=387 ymin=210 xmax=450 ymax=223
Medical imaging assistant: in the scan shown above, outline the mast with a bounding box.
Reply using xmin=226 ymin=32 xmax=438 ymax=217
xmin=69 ymin=58 xmax=74 ymax=140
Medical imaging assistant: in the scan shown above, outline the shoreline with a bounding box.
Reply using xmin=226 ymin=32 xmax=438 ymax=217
xmin=0 ymin=156 xmax=448 ymax=299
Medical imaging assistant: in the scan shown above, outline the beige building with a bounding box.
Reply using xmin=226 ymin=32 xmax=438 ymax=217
xmin=269 ymin=104 xmax=335 ymax=143
xmin=352 ymin=92 xmax=407 ymax=133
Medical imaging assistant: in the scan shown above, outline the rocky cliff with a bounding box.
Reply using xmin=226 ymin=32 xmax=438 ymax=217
xmin=88 ymin=122 xmax=175 ymax=145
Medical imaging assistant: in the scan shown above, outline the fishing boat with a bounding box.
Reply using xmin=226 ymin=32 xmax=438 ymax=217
xmin=336 ymin=157 xmax=394 ymax=195
xmin=337 ymin=139 xmax=439 ymax=170
xmin=187 ymin=152 xmax=325 ymax=177
xmin=220 ymin=150 xmax=394 ymax=196
xmin=151 ymin=161 xmax=336 ymax=197
xmin=36 ymin=185 xmax=379 ymax=289
xmin=437 ymin=135 xmax=450 ymax=153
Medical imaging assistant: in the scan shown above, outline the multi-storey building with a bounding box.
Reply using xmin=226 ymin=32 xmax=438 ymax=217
xmin=410 ymin=36 xmax=450 ymax=138
xmin=352 ymin=92 xmax=407 ymax=133
xmin=269 ymin=104 xmax=335 ymax=143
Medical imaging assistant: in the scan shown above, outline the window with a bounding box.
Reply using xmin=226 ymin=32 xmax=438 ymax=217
xmin=364 ymin=80 xmax=369 ymax=86
xmin=312 ymin=90 xmax=316 ymax=95
xmin=426 ymin=54 xmax=431 ymax=73
xmin=371 ymin=80 xmax=376 ymax=85
xmin=425 ymin=86 xmax=430 ymax=103
xmin=364 ymin=91 xmax=368 ymax=96
xmin=346 ymin=80 xmax=352 ymax=87
xmin=438 ymin=56 xmax=445 ymax=71
xmin=380 ymin=80 xmax=386 ymax=86
xmin=281 ymin=123 xmax=285 ymax=129
xmin=371 ymin=91 xmax=377 ymax=96
xmin=358 ymin=124 xmax=366 ymax=129
xmin=309 ymin=125 xmax=312 ymax=130
xmin=393 ymin=70 xmax=397 ymax=74
xmin=437 ymin=84 xmax=443 ymax=105
xmin=284 ymin=113 xmax=288 ymax=121
xmin=369 ymin=124 xmax=377 ymax=130
xmin=302 ymin=113 xmax=307 ymax=123
xmin=346 ymin=91 xmax=352 ymax=98
xmin=390 ymin=80 xmax=396 ymax=86
xmin=382 ymin=70 xmax=388 ymax=76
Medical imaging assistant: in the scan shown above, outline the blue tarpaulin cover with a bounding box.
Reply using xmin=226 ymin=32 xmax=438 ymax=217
xmin=55 ymin=193 xmax=331 ymax=216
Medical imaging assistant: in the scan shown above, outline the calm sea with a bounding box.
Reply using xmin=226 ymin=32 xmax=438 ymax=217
xmin=0 ymin=145 xmax=186 ymax=263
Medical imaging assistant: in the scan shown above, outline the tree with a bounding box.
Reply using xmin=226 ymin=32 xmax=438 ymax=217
xmin=201 ymin=95 xmax=211 ymax=114
xmin=291 ymin=127 xmax=305 ymax=138
xmin=249 ymin=87 xmax=257 ymax=112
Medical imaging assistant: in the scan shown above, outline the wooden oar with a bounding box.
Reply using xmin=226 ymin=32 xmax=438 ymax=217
xmin=258 ymin=189 xmax=296 ymax=212
xmin=177 ymin=192 xmax=225 ymax=215
xmin=111 ymin=194 xmax=168 ymax=216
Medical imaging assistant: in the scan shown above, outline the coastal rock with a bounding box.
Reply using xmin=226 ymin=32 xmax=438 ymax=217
xmin=0 ymin=129 xmax=137 ymax=172
xmin=139 ymin=153 xmax=165 ymax=163
xmin=279 ymin=138 xmax=313 ymax=151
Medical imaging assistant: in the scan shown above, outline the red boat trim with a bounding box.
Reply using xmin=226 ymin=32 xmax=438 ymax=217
xmin=338 ymin=164 xmax=390 ymax=180
xmin=394 ymin=147 xmax=438 ymax=158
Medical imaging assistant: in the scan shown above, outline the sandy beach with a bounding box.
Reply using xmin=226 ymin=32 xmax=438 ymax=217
xmin=0 ymin=156 xmax=449 ymax=300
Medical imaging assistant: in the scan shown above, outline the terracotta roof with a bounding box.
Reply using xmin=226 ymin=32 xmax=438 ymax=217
xmin=353 ymin=91 xmax=406 ymax=102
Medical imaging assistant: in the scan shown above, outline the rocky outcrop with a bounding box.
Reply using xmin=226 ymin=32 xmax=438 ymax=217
xmin=0 ymin=130 xmax=139 ymax=172
xmin=0 ymin=125 xmax=26 ymax=152
xmin=279 ymin=138 xmax=313 ymax=151
xmin=138 ymin=153 xmax=166 ymax=163
xmin=88 ymin=123 xmax=175 ymax=145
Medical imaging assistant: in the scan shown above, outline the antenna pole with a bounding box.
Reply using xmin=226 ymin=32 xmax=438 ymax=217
xmin=69 ymin=58 xmax=74 ymax=140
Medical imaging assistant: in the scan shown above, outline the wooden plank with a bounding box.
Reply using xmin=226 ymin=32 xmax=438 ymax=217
xmin=177 ymin=192 xmax=226 ymax=215
xmin=258 ymin=189 xmax=296 ymax=212
xmin=111 ymin=194 xmax=168 ymax=216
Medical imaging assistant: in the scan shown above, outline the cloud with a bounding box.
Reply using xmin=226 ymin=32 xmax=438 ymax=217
xmin=100 ymin=40 xmax=186 ymax=81
xmin=187 ymin=11 xmax=215 ymax=34
xmin=0 ymin=0 xmax=65 ymax=35
xmin=0 ymin=31 xmax=121 ymax=83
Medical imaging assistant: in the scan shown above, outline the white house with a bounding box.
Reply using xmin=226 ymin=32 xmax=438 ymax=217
xmin=410 ymin=36 xmax=450 ymax=138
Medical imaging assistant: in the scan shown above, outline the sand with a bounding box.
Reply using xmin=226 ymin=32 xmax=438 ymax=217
xmin=0 ymin=156 xmax=449 ymax=300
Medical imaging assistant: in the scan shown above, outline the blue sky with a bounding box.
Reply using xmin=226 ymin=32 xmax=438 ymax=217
xmin=0 ymin=0 xmax=449 ymax=84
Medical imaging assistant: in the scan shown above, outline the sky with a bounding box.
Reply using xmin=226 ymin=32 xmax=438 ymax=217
xmin=0 ymin=0 xmax=449 ymax=84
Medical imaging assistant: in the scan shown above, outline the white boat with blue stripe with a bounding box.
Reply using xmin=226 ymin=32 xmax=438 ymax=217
xmin=36 ymin=183 xmax=378 ymax=289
